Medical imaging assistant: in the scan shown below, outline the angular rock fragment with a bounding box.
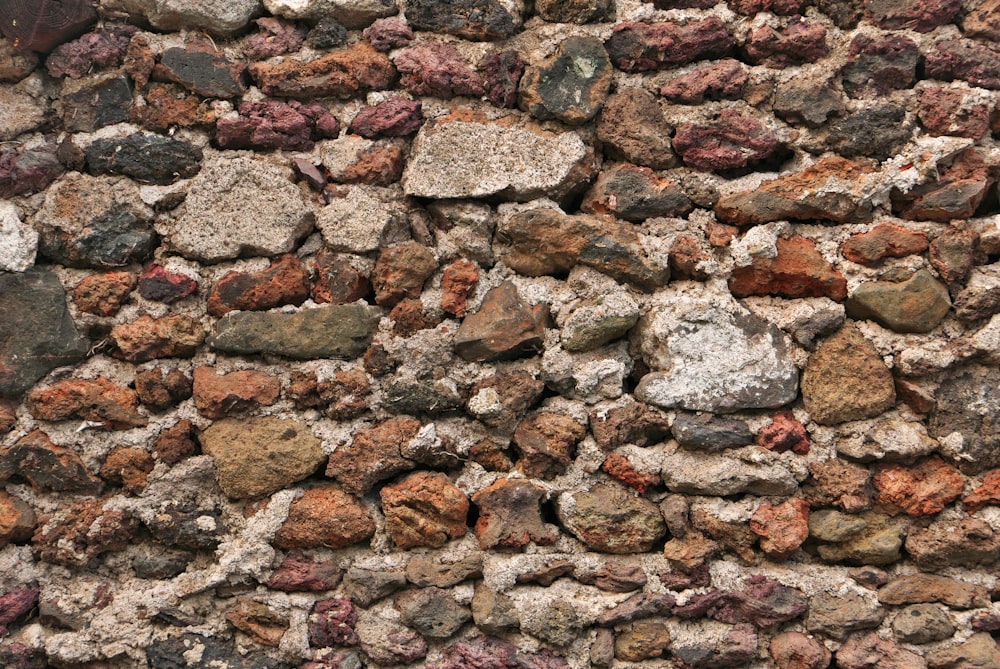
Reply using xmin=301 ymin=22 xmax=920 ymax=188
xmin=0 ymin=430 xmax=102 ymax=494
xmin=349 ymin=98 xmax=422 ymax=138
xmin=756 ymin=411 xmax=809 ymax=454
xmin=673 ymin=110 xmax=783 ymax=172
xmin=597 ymin=89 xmax=676 ymax=169
xmin=0 ymin=491 xmax=34 ymax=548
xmin=905 ymin=517 xmax=1000 ymax=569
xmin=769 ymin=631 xmax=830 ymax=669
xmin=407 ymin=554 xmax=482 ymax=588
xmin=58 ymin=72 xmax=132 ymax=132
xmin=273 ymin=486 xmax=375 ymax=549
xmin=581 ymin=164 xmax=692 ymax=222
xmin=615 ymin=620 xmax=671 ymax=662
xmin=929 ymin=227 xmax=982 ymax=283
xmin=137 ymin=265 xmax=198 ymax=304
xmin=513 ymin=412 xmax=586 ymax=479
xmin=32 ymin=498 xmax=138 ymax=566
xmin=357 ymin=615 xmax=428 ymax=665
xmin=749 ymin=498 xmax=809 ymax=560
xmin=268 ymin=551 xmax=343 ymax=592
xmin=671 ymin=622 xmax=757 ymax=669
xmin=805 ymin=591 xmax=885 ymax=640
xmin=826 ymin=105 xmax=911 ymax=161
xmin=191 ymin=367 xmax=279 ymax=419
xmin=227 ymin=599 xmax=288 ymax=647
xmin=773 ymin=77 xmax=844 ymax=127
xmin=730 ymin=235 xmax=847 ymax=301
xmin=878 ymin=573 xmax=988 ymax=609
xmin=114 ymin=0 xmax=260 ymax=35
xmin=242 ymin=17 xmax=305 ymax=60
xmin=744 ymin=18 xmax=828 ymax=67
xmin=867 ymin=0 xmax=960 ymax=31
xmin=326 ymin=416 xmax=420 ymax=495
xmin=373 ymin=241 xmax=437 ymax=307
xmin=380 ymin=471 xmax=468 ymax=549
xmin=841 ymin=224 xmax=928 ymax=264
xmin=519 ymin=36 xmax=612 ymax=125
xmin=395 ymin=587 xmax=471 ymax=639
xmin=0 ymin=145 xmax=63 ymax=198
xmin=846 ymin=270 xmax=951 ymax=333
xmin=153 ymin=45 xmax=245 ymax=98
xmin=835 ymin=633 xmax=926 ymax=669
xmin=405 ymin=0 xmax=523 ymax=40
xmin=965 ymin=469 xmax=1000 ymax=513
xmin=46 ymin=25 xmax=135 ymax=78
xmin=927 ymin=633 xmax=1000 ymax=669
xmin=472 ymin=478 xmax=559 ymax=549
xmin=966 ymin=0 xmax=1000 ymax=39
xmin=27 ymin=376 xmax=146 ymax=429
xmin=135 ymin=368 xmax=192 ymax=411
xmin=249 ymin=43 xmax=395 ymax=98
xmin=928 ymin=365 xmax=1000 ymax=474
xmin=672 ymin=413 xmax=753 ymax=452
xmin=841 ymin=33 xmax=919 ymax=98
xmin=605 ymin=18 xmax=734 ymax=72
xmin=919 ymin=87 xmax=991 ymax=139
xmin=454 ymin=282 xmax=547 ymax=362
xmin=215 ymin=100 xmax=340 ymax=151
xmin=308 ymin=598 xmax=358 ymax=648
xmin=207 ymin=255 xmax=310 ymax=317
xmin=556 ymin=483 xmax=666 ymax=553
xmin=660 ymin=59 xmax=746 ymax=104
xmin=892 ymin=604 xmax=955 ymax=644
xmin=395 ymin=43 xmax=483 ymax=98
xmin=536 ymin=0 xmax=610 ymax=22
xmin=925 ymin=38 xmax=1000 ymax=89
xmin=111 ymin=314 xmax=204 ymax=362
xmin=662 ymin=448 xmax=799 ymax=496
xmin=363 ymin=17 xmax=413 ymax=50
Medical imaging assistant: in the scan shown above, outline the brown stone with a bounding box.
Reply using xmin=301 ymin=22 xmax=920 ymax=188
xmin=729 ymin=236 xmax=847 ymax=301
xmin=349 ymin=98 xmax=422 ymax=138
xmin=192 ymin=367 xmax=280 ymax=419
xmin=207 ymin=255 xmax=311 ymax=317
xmin=27 ymin=376 xmax=146 ymax=429
xmin=905 ymin=518 xmax=1000 ymax=569
xmin=602 ymin=452 xmax=661 ymax=494
xmin=73 ymin=271 xmax=135 ymax=316
xmin=965 ymin=469 xmax=1000 ymax=513
xmin=311 ymin=252 xmax=371 ymax=305
xmin=518 ymin=36 xmax=612 ymax=126
xmin=580 ymin=163 xmax=692 ymax=222
xmin=596 ymin=89 xmax=676 ymax=169
xmin=0 ymin=37 xmax=37 ymax=83
xmin=835 ymin=633 xmax=925 ymax=669
xmin=454 ymin=282 xmax=548 ymax=362
xmin=744 ymin=18 xmax=828 ymax=68
xmin=132 ymin=83 xmax=216 ymax=132
xmin=749 ymin=498 xmax=809 ymax=560
xmin=0 ymin=491 xmax=35 ymax=547
xmin=134 ymin=367 xmax=192 ymax=411
xmin=692 ymin=508 xmax=759 ymax=563
xmin=589 ymin=401 xmax=671 ymax=451
xmin=326 ymin=416 xmax=420 ymax=494
xmin=663 ymin=531 xmax=720 ymax=573
xmin=513 ymin=412 xmax=586 ymax=479
xmin=440 ymin=260 xmax=479 ymax=317
xmin=466 ymin=370 xmax=544 ymax=433
xmin=769 ymin=631 xmax=831 ymax=669
xmin=0 ymin=399 xmax=15 ymax=434
xmin=615 ymin=620 xmax=671 ymax=662
xmin=267 ymin=551 xmax=343 ymax=592
xmin=32 ymin=498 xmax=138 ymax=566
xmin=930 ymin=227 xmax=982 ymax=284
xmin=337 ymin=144 xmax=405 ymax=186
xmin=372 ymin=241 xmax=437 ymax=307
xmin=874 ymin=457 xmax=964 ymax=517
xmin=896 ymin=149 xmax=994 ymax=224
xmin=801 ymin=324 xmax=895 ymax=425
xmin=472 ymin=478 xmax=559 ymax=549
xmin=285 ymin=369 xmax=370 ymax=420
xmin=669 ymin=234 xmax=711 ymax=281
xmin=516 ymin=560 xmax=573 ymax=586
xmin=153 ymin=419 xmax=197 ymax=464
xmin=110 ymin=314 xmax=205 ymax=363
xmin=248 ymin=43 xmax=396 ymax=99
xmin=557 ymin=483 xmax=666 ymax=554
xmin=273 ymin=486 xmax=375 ymax=550
xmin=406 ymin=554 xmax=482 ymax=588
xmin=98 ymin=447 xmax=154 ymax=494
xmin=604 ymin=18 xmax=734 ymax=72
xmin=841 ymin=224 xmax=928 ymax=264
xmin=756 ymin=411 xmax=809 ymax=454
xmin=226 ymin=599 xmax=288 ymax=647
xmin=966 ymin=0 xmax=1000 ymax=39
xmin=803 ymin=458 xmax=873 ymax=512
xmin=878 ymin=573 xmax=989 ymax=609
xmin=927 ymin=633 xmax=1000 ymax=669
xmin=388 ymin=299 xmax=432 ymax=337
xmin=380 ymin=471 xmax=469 ymax=549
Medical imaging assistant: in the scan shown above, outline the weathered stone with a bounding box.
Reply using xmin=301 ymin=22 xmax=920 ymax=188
xmin=896 ymin=153 xmax=993 ymax=224
xmin=0 ymin=145 xmax=63 ymax=198
xmin=357 ymin=615 xmax=427 ymax=664
xmin=605 ymin=18 xmax=734 ymax=72
xmin=111 ymin=314 xmax=203 ymax=363
xmin=602 ymin=451 xmax=660 ymax=493
xmin=454 ymin=282 xmax=547 ymax=362
xmin=326 ymin=416 xmax=419 ymax=494
xmin=404 ymin=116 xmax=594 ymax=202
xmin=660 ymin=58 xmax=746 ymax=104
xmin=0 ymin=586 xmax=39 ymax=636
xmin=168 ymin=155 xmax=312 ymax=263
xmin=874 ymin=457 xmax=964 ymax=517
xmin=371 ymin=241 xmax=437 ymax=307
xmin=262 ymin=0 xmax=395 ymax=27
xmin=134 ymin=549 xmax=193 ymax=580
xmin=133 ymin=82 xmax=216 ymax=132
xmin=749 ymin=498 xmax=809 ymax=560
xmin=842 ymin=33 xmax=919 ymax=98
xmin=513 ymin=412 xmax=586 ymax=479
xmin=926 ymin=39 xmax=1000 ymax=90
xmin=615 ymin=620 xmax=671 ymax=662
xmin=85 ymin=133 xmax=201 ymax=187
xmin=954 ymin=264 xmax=1000 ymax=321
xmin=827 ymin=105 xmax=911 ymax=161
xmin=756 ymin=411 xmax=809 ymax=454
xmin=674 ymin=110 xmax=783 ymax=172
xmin=672 ymin=413 xmax=752 ymax=451
xmin=662 ymin=448 xmax=799 ymax=496
xmin=395 ymin=43 xmax=483 ymax=98
xmin=905 ymin=518 xmax=1000 ymax=569
xmin=349 ymin=98 xmax=422 ymax=138
xmin=32 ymin=498 xmax=138 ymax=566
xmin=589 ymin=402 xmax=670 ymax=451
xmin=773 ymin=76 xmax=844 ymax=127
xmin=58 ymin=72 xmax=132 ymax=132
xmin=306 ymin=17 xmax=348 ymax=48
xmin=191 ymin=367 xmax=279 ymax=419
xmin=635 ymin=287 xmax=799 ymax=412
xmin=931 ymin=227 xmax=982 ymax=283
xmin=307 ymin=598 xmax=358 ymax=648
xmin=241 ymin=17 xmax=305 ymax=60
xmin=805 ymin=591 xmax=885 ymax=640
xmin=363 ymin=17 xmax=412 ymax=50
xmin=0 ymin=88 xmax=48 ymax=141
xmin=28 ymin=376 xmax=145 ymax=429
xmin=769 ymin=631 xmax=831 ymax=669
xmin=919 ymin=87 xmax=990 ymax=139
xmin=596 ymin=89 xmax=676 ymax=169
xmin=716 ymin=157 xmax=875 ymax=226
xmin=867 ymin=0 xmax=960 ymax=31
xmin=0 ymin=490 xmax=34 ymax=547
xmin=472 ymin=478 xmax=559 ymax=549
xmin=268 ymin=551 xmax=342 ymax=592
xmin=556 ymin=482 xmax=665 ymax=553
xmin=730 ymin=236 xmax=847 ymax=301
xmin=135 ymin=369 xmax=192 ymax=412
xmin=249 ymin=43 xmax=394 ymax=99
xmin=380 ymin=471 xmax=468 ymax=549
xmin=581 ymin=164 xmax=691 ymax=222
xmin=207 ymin=255 xmax=310 ymax=317
xmin=745 ymin=18 xmax=828 ymax=67
xmin=273 ymin=485 xmax=375 ymax=550
xmin=344 ymin=567 xmax=406 ymax=607
xmin=216 ymin=100 xmax=340 ymax=151
xmin=846 ymin=270 xmax=951 ymax=334
xmin=671 ymin=622 xmax=757 ymax=669
xmin=201 ymin=417 xmax=323 ymax=499
xmin=0 ymin=429 xmax=101 ymax=493
xmin=406 ymin=554 xmax=481 ymax=588
xmin=137 ymin=265 xmax=197 ymax=304
xmin=466 ymin=370 xmax=544 ymax=433
xmin=152 ymin=419 xmax=197 ymax=464
xmin=45 ymin=25 xmax=135 ymax=78
xmin=841 ymin=224 xmax=928 ymax=264
xmin=891 ymin=604 xmax=955 ymax=644
xmin=144 ymin=502 xmax=224 ymax=550
xmin=928 ymin=365 xmax=1000 ymax=474
xmin=966 ymin=0 xmax=1000 ymax=38
xmin=113 ymin=0 xmax=260 ymax=34
xmin=0 ymin=37 xmax=37 ymax=82
xmin=519 ymin=36 xmax=611 ymax=125
xmin=152 ymin=44 xmax=245 ymax=98
xmin=927 ymin=633 xmax=1000 ymax=669
xmin=536 ymin=0 xmax=610 ymax=22
xmin=835 ymin=633 xmax=927 ymax=669
xmin=813 ymin=511 xmax=907 ymax=565
xmin=801 ymin=324 xmax=895 ymax=425
xmin=395 ymin=587 xmax=471 ymax=639
xmin=405 ymin=0 xmax=522 ymax=40
xmin=226 ymin=599 xmax=288 ymax=647
xmin=502 ymin=209 xmax=668 ymax=289
xmin=965 ymin=469 xmax=1000 ymax=513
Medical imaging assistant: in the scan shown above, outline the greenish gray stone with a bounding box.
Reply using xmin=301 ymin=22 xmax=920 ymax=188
xmin=561 ymin=293 xmax=639 ymax=352
xmin=846 ymin=269 xmax=951 ymax=333
xmin=815 ymin=512 xmax=908 ymax=566
xmin=208 ymin=304 xmax=380 ymax=359
xmin=556 ymin=483 xmax=666 ymax=553
xmin=805 ymin=592 xmax=885 ymax=640
xmin=892 ymin=604 xmax=954 ymax=644
xmin=808 ymin=508 xmax=868 ymax=542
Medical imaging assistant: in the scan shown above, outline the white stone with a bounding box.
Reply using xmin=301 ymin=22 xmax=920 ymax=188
xmin=101 ymin=0 xmax=262 ymax=34
xmin=0 ymin=88 xmax=46 ymax=141
xmin=264 ymin=0 xmax=398 ymax=27
xmin=660 ymin=446 xmax=800 ymax=496
xmin=316 ymin=185 xmax=408 ymax=253
xmin=542 ymin=341 xmax=632 ymax=404
xmin=0 ymin=202 xmax=37 ymax=272
xmin=834 ymin=411 xmax=937 ymax=461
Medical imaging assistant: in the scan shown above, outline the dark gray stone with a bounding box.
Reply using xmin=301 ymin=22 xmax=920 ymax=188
xmin=394 ymin=587 xmax=471 ymax=638
xmin=132 ymin=547 xmax=194 ymax=579
xmin=671 ymin=413 xmax=753 ymax=451
xmin=60 ymin=72 xmax=132 ymax=132
xmin=85 ymin=133 xmax=203 ymax=185
xmin=518 ymin=36 xmax=612 ymax=126
xmin=344 ymin=567 xmax=407 ymax=607
xmin=826 ymin=105 xmax=911 ymax=160
xmin=405 ymin=0 xmax=521 ymax=40
xmin=929 ymin=365 xmax=1000 ymax=474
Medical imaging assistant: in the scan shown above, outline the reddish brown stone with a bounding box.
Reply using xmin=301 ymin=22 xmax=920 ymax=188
xmin=663 ymin=531 xmax=720 ymax=573
xmin=0 ymin=399 xmax=15 ymax=434
xmin=273 ymin=486 xmax=376 ymax=550
xmin=756 ymin=411 xmax=809 ymax=455
xmin=588 ymin=402 xmax=671 ymax=451
xmin=467 ymin=370 xmax=545 ymax=432
xmin=45 ymin=25 xmax=136 ymax=79
xmin=0 ymin=430 xmax=102 ymax=494
xmin=241 ymin=17 xmax=306 ymax=61
xmin=192 ymin=366 xmax=280 ymax=419
xmin=226 ymin=599 xmax=288 ymax=647
xmin=472 ymin=478 xmax=559 ymax=549
xmin=728 ymin=0 xmax=806 ymax=12
xmin=835 ymin=633 xmax=925 ymax=669
xmin=707 ymin=222 xmax=738 ymax=247
xmin=745 ymin=18 xmax=828 ymax=68
xmin=373 ymin=241 xmax=438 ymax=307
xmin=804 ymin=458 xmax=874 ymax=513
xmin=874 ymin=457 xmax=964 ymax=517
xmin=285 ymin=369 xmax=370 ymax=420
xmin=132 ymin=83 xmax=216 ymax=132
xmin=134 ymin=367 xmax=192 ymax=411
xmin=926 ymin=39 xmax=1000 ymax=90
xmin=395 ymin=43 xmax=483 ymax=98
xmin=513 ymin=412 xmax=586 ymax=479
xmin=73 ymin=271 xmax=135 ymax=316
xmin=769 ymin=631 xmax=832 ymax=669
xmin=363 ymin=17 xmax=414 ymax=51
xmin=137 ymin=265 xmax=197 ymax=304
xmin=153 ymin=419 xmax=197 ymax=464
xmin=349 ymin=98 xmax=422 ymax=138
xmin=337 ymin=144 xmax=405 ymax=186
xmin=691 ymin=509 xmax=758 ymax=563
xmin=729 ymin=236 xmax=847 ymax=301
xmin=380 ymin=471 xmax=469 ymax=549
xmin=965 ymin=469 xmax=1000 ymax=513
xmin=308 ymin=598 xmax=358 ymax=648
xmin=749 ymin=498 xmax=809 ymax=560
xmin=468 ymin=439 xmax=513 ymax=471
xmin=268 ymin=551 xmax=343 ymax=592
xmin=597 ymin=89 xmax=676 ymax=170
xmin=906 ymin=517 xmax=1000 ymax=569
xmin=249 ymin=44 xmax=395 ymax=99
xmin=326 ymin=417 xmax=420 ymax=494
xmin=207 ymin=255 xmax=310 ymax=317
xmin=895 ymin=378 xmax=935 ymax=414
xmin=659 ymin=58 xmax=747 ymax=104
xmin=311 ymin=252 xmax=371 ymax=305
xmin=878 ymin=573 xmax=989 ymax=609
xmin=27 ymin=376 xmax=146 ymax=429
xmin=32 ymin=498 xmax=138 ymax=566
xmin=0 ymin=491 xmax=35 ymax=547
xmin=841 ymin=224 xmax=928 ymax=264
xmin=929 ymin=226 xmax=982 ymax=283
xmin=895 ymin=149 xmax=995 ymax=223
xmin=152 ymin=43 xmax=246 ymax=98
xmin=110 ymin=314 xmax=205 ymax=363
xmin=673 ymin=110 xmax=783 ymax=172
xmin=602 ymin=452 xmax=660 ymax=494
xmin=98 ymin=447 xmax=154 ymax=494
xmin=440 ymin=260 xmax=479 ymax=317
xmin=123 ymin=32 xmax=154 ymax=89
xmin=388 ymin=299 xmax=433 ymax=337
xmin=867 ymin=0 xmax=960 ymax=31
xmin=0 ymin=586 xmax=39 ymax=636
xmin=481 ymin=49 xmax=524 ymax=108
xmin=919 ymin=87 xmax=990 ymax=138
xmin=604 ymin=18 xmax=734 ymax=72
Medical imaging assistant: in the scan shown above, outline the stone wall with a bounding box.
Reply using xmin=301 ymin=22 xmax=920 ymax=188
xmin=2 ymin=0 xmax=1000 ymax=666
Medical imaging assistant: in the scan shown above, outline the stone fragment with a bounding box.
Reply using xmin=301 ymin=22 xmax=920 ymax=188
xmin=404 ymin=116 xmax=594 ymax=202
xmin=615 ymin=620 xmax=671 ymax=662
xmin=137 ymin=265 xmax=197 ymax=304
xmin=602 ymin=451 xmax=660 ymax=493
xmin=363 ymin=17 xmax=413 ymax=50
xmin=897 ymin=153 xmax=993 ymax=224
xmin=605 ymin=18 xmax=734 ymax=72
xmin=502 ymin=209 xmax=668 ymax=289
xmin=407 ymin=554 xmax=482 ymax=588
xmin=472 ymin=478 xmax=559 ymax=549
xmin=874 ymin=457 xmax=964 ymax=516
xmin=891 ymin=604 xmax=955 ymax=644
xmin=58 ymin=72 xmax=132 ymax=132
xmin=716 ymin=157 xmax=875 ymax=226
xmin=145 ymin=503 xmax=224 ymax=550
xmin=801 ymin=324 xmax=895 ymax=425
xmin=357 ymin=615 xmax=428 ymax=665
xmin=316 ymin=182 xmax=406 ymax=253
xmin=672 ymin=413 xmax=752 ymax=451
xmin=841 ymin=224 xmax=928 ymax=264
xmin=919 ymin=87 xmax=990 ymax=139
xmin=45 ymin=25 xmax=134 ymax=78
xmin=867 ymin=0 xmax=960 ymax=31
xmin=305 ymin=17 xmax=348 ymax=48
xmin=133 ymin=82 xmax=215 ymax=132
xmin=372 ymin=241 xmax=437 ymax=307
xmin=152 ymin=45 xmax=245 ymax=98
xmin=226 ymin=599 xmax=288 ymax=647
xmin=581 ymin=164 xmax=691 ymax=222
xmin=930 ymin=227 xmax=981 ymax=283
xmin=0 ymin=89 xmax=48 ymax=141
xmin=673 ymin=110 xmax=783 ymax=172
xmin=201 ymin=416 xmax=323 ymax=499
xmin=152 ymin=419 xmax=197 ymax=463
xmin=756 ymin=411 xmax=809 ymax=454
xmin=167 ymin=156 xmax=312 ymax=263
xmin=32 ymin=498 xmax=138 ymax=566
xmin=344 ymin=567 xmax=406 ymax=607
xmin=241 ymin=16 xmax=305 ymax=60
xmin=0 ymin=37 xmax=37 ymax=82
xmin=480 ymin=49 xmax=524 ymax=108
xmin=730 ymin=235 xmax=847 ymax=301
xmin=466 ymin=370 xmax=543 ymax=433
xmin=536 ymin=0 xmax=610 ymax=21
xmin=395 ymin=43 xmax=483 ymax=98
xmin=769 ymin=631 xmax=831 ymax=669
xmin=773 ymin=77 xmax=844 ymax=127
xmin=590 ymin=402 xmax=670 ymax=451
xmin=519 ymin=36 xmax=611 ymax=125
xmin=0 ymin=430 xmax=100 ymax=494
xmin=841 ymin=34 xmax=919 ymax=98
xmin=596 ymin=89 xmax=676 ymax=169
xmin=813 ymin=511 xmax=907 ymax=565
xmin=380 ymin=471 xmax=468 ymax=549
xmin=191 ymin=367 xmax=279 ymax=419
xmin=965 ymin=469 xmax=1000 ymax=513
xmin=308 ymin=598 xmax=357 ymax=647
xmin=513 ymin=412 xmax=586 ymax=479
xmin=85 ymin=133 xmax=202 ymax=185
xmin=206 ymin=256 xmax=309 ymax=317
xmin=925 ymin=39 xmax=1000 ymax=90
xmin=597 ymin=592 xmax=675 ymax=627
xmin=111 ymin=314 xmax=204 ymax=362
xmin=954 ymin=265 xmax=1000 ymax=321
xmin=669 ymin=234 xmax=712 ymax=281
xmin=349 ymin=98 xmax=422 ymax=138
xmin=846 ymin=270 xmax=951 ymax=333
xmin=268 ymin=551 xmax=342 ymax=592
xmin=27 ymin=376 xmax=144 ymax=429
xmin=635 ymin=287 xmax=799 ymax=413
xmin=135 ymin=368 xmax=192 ymax=411
xmin=827 ymin=105 xmax=911 ymax=161
xmin=522 ymin=600 xmax=583 ymax=647
xmin=905 ymin=518 xmax=1000 ymax=569
xmin=928 ymin=365 xmax=1000 ymax=474
xmin=745 ymin=18 xmax=828 ymax=67
xmin=0 ymin=491 xmax=35 ymax=547
xmin=404 ymin=0 xmax=522 ymax=40
xmin=805 ymin=592 xmax=885 ymax=640
xmin=114 ymin=0 xmax=260 ymax=34
xmin=0 ymin=145 xmax=63 ymax=198
xmin=439 ymin=260 xmax=478 ymax=318
xmin=671 ymin=622 xmax=757 ymax=669
xmin=542 ymin=341 xmax=633 ymax=404
xmin=326 ymin=416 xmax=419 ymax=494
xmin=0 ymin=586 xmax=39 ymax=636
xmin=249 ymin=43 xmax=394 ymax=99
xmin=215 ymin=100 xmax=340 ymax=152
xmin=577 ymin=561 xmax=647 ymax=592
xmin=966 ymin=0 xmax=1000 ymax=39
xmin=877 ymin=574 xmax=984 ymax=610
xmin=662 ymin=448 xmax=798 ymax=496
xmin=749 ymin=498 xmax=809 ymax=560
xmin=660 ymin=59 xmax=746 ymax=104
xmin=927 ymin=633 xmax=1000 ymax=669
xmin=209 ymin=304 xmax=378 ymax=360
xmin=556 ymin=482 xmax=666 ymax=553
xmin=395 ymin=587 xmax=471 ymax=639
xmin=835 ymin=633 xmax=926 ymax=669
xmin=454 ymin=282 xmax=547 ymax=362
xmin=273 ymin=486 xmax=375 ymax=550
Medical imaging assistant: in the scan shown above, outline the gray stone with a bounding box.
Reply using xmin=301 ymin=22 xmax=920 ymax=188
xmin=264 ymin=0 xmax=397 ymax=27
xmin=774 ymin=77 xmax=845 ymax=126
xmin=166 ymin=155 xmax=314 ymax=263
xmin=0 ymin=89 xmax=47 ymax=141
xmin=815 ymin=512 xmax=908 ymax=566
xmin=403 ymin=118 xmax=595 ymax=202
xmin=394 ymin=587 xmax=471 ymax=639
xmin=929 ymin=364 xmax=1000 ymax=473
xmin=827 ymin=104 xmax=912 ymax=160
xmin=0 ymin=202 xmax=37 ymax=272
xmin=405 ymin=0 xmax=523 ymax=40
xmin=634 ymin=286 xmax=799 ymax=412
xmin=344 ymin=567 xmax=407 ymax=607
xmin=671 ymin=413 xmax=753 ymax=451
xmin=847 ymin=270 xmax=952 ymax=333
xmin=541 ymin=342 xmax=632 ymax=403
xmin=208 ymin=304 xmax=380 ymax=360
xmin=927 ymin=633 xmax=1000 ymax=669
xmin=356 ymin=613 xmax=427 ymax=665
xmin=893 ymin=604 xmax=954 ymax=644
xmin=316 ymin=184 xmax=409 ymax=254
xmin=660 ymin=448 xmax=799 ymax=496
xmin=0 ymin=270 xmax=89 ymax=398
xmin=954 ymin=263 xmax=1000 ymax=321
xmin=106 ymin=0 xmax=262 ymax=34
xmin=521 ymin=600 xmax=583 ymax=647
xmin=670 ymin=621 xmax=757 ymax=669
xmin=58 ymin=72 xmax=133 ymax=132
xmin=555 ymin=482 xmax=666 ymax=553
xmin=471 ymin=583 xmax=519 ymax=633
xmin=805 ymin=592 xmax=886 ymax=640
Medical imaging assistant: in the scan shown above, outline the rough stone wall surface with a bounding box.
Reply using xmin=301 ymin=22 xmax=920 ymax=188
xmin=4 ymin=0 xmax=1000 ymax=667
